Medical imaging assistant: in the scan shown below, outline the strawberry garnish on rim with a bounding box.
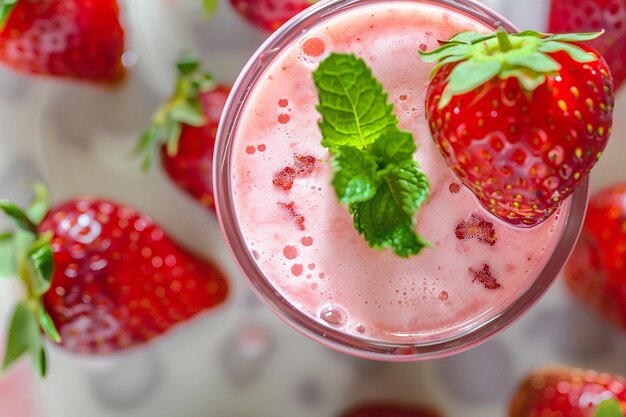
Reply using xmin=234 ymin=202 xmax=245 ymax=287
xmin=0 ymin=184 xmax=229 ymax=377
xmin=135 ymin=55 xmax=230 ymax=212
xmin=420 ymin=30 xmax=614 ymax=227
xmin=0 ymin=0 xmax=125 ymax=84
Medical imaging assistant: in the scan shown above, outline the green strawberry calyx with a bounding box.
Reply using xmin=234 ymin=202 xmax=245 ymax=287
xmin=202 ymin=0 xmax=218 ymax=17
xmin=134 ymin=54 xmax=215 ymax=170
xmin=0 ymin=183 xmax=60 ymax=378
xmin=595 ymin=398 xmax=623 ymax=417
xmin=419 ymin=29 xmax=604 ymax=109
xmin=0 ymin=0 xmax=17 ymax=28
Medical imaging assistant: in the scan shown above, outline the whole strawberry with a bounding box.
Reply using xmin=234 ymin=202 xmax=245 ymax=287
xmin=565 ymin=184 xmax=626 ymax=330
xmin=229 ymin=0 xmax=318 ymax=32
xmin=510 ymin=366 xmax=626 ymax=417
xmin=136 ymin=56 xmax=229 ymax=212
xmin=548 ymin=0 xmax=626 ymax=91
xmin=420 ymin=30 xmax=614 ymax=226
xmin=0 ymin=0 xmax=125 ymax=84
xmin=340 ymin=403 xmax=440 ymax=417
xmin=0 ymin=185 xmax=228 ymax=376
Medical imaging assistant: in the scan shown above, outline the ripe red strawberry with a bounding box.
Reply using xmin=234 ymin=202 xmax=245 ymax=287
xmin=229 ymin=0 xmax=318 ymax=32
xmin=339 ymin=403 xmax=440 ymax=417
xmin=136 ymin=57 xmax=230 ymax=212
xmin=548 ymin=0 xmax=626 ymax=91
xmin=0 ymin=185 xmax=228 ymax=376
xmin=0 ymin=0 xmax=125 ymax=84
xmin=510 ymin=366 xmax=626 ymax=417
xmin=565 ymin=184 xmax=626 ymax=330
xmin=420 ymin=30 xmax=614 ymax=227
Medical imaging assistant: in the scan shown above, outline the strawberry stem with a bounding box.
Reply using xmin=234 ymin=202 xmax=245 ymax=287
xmin=496 ymin=29 xmax=513 ymax=52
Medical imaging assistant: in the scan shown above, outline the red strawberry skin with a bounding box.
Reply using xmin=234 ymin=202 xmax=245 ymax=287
xmin=426 ymin=45 xmax=613 ymax=226
xmin=340 ymin=403 xmax=440 ymax=417
xmin=548 ymin=0 xmax=626 ymax=90
xmin=39 ymin=197 xmax=228 ymax=354
xmin=229 ymin=0 xmax=316 ymax=32
xmin=510 ymin=367 xmax=626 ymax=417
xmin=565 ymin=184 xmax=626 ymax=330
xmin=160 ymin=85 xmax=230 ymax=212
xmin=0 ymin=0 xmax=125 ymax=83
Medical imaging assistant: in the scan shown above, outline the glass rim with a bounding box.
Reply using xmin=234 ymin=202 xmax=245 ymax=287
xmin=214 ymin=0 xmax=590 ymax=361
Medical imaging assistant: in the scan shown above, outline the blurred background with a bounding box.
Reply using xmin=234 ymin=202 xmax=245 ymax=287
xmin=0 ymin=0 xmax=624 ymax=416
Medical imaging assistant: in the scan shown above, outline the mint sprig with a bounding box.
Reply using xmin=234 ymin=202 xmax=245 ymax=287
xmin=313 ymin=53 xmax=430 ymax=257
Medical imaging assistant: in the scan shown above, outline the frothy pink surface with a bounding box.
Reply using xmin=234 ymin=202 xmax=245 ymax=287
xmin=230 ymin=2 xmax=568 ymax=343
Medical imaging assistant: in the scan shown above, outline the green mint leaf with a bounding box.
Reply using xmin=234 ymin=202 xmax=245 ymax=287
xmin=350 ymin=161 xmax=430 ymax=257
xmin=313 ymin=53 xmax=398 ymax=149
xmin=595 ymin=399 xmax=623 ymax=417
xmin=331 ymin=146 xmax=380 ymax=204
xmin=27 ymin=231 xmax=54 ymax=296
xmin=0 ymin=200 xmax=37 ymax=235
xmin=202 ymin=0 xmax=218 ymax=17
xmin=371 ymin=130 xmax=416 ymax=167
xmin=37 ymin=306 xmax=61 ymax=344
xmin=314 ymin=53 xmax=431 ymax=257
xmin=3 ymin=302 xmax=36 ymax=372
xmin=0 ymin=0 xmax=17 ymax=28
xmin=26 ymin=182 xmax=50 ymax=225
xmin=0 ymin=232 xmax=15 ymax=279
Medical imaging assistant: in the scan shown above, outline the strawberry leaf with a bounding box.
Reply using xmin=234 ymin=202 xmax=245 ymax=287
xmin=0 ymin=0 xmax=17 ymax=28
xmin=37 ymin=306 xmax=60 ymax=344
xmin=538 ymin=41 xmax=598 ymax=63
xmin=313 ymin=53 xmax=398 ymax=149
xmin=0 ymin=232 xmax=15 ymax=279
xmin=506 ymin=51 xmax=561 ymax=73
xmin=26 ymin=182 xmax=50 ymax=225
xmin=137 ymin=54 xmax=214 ymax=167
xmin=331 ymin=147 xmax=379 ymax=204
xmin=448 ymin=31 xmax=497 ymax=44
xmin=2 ymin=301 xmax=41 ymax=374
xmin=595 ymin=399 xmax=623 ymax=417
xmin=27 ymin=231 xmax=54 ymax=296
xmin=545 ymin=31 xmax=603 ymax=42
xmin=440 ymin=59 xmax=502 ymax=108
xmin=419 ymin=43 xmax=471 ymax=63
xmin=202 ymin=0 xmax=218 ymax=17
xmin=0 ymin=201 xmax=37 ymax=235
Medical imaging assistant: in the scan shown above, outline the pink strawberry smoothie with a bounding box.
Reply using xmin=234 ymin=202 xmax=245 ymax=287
xmin=228 ymin=2 xmax=569 ymax=344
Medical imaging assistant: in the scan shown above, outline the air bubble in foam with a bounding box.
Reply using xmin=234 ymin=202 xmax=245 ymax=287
xmin=320 ymin=305 xmax=347 ymax=326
